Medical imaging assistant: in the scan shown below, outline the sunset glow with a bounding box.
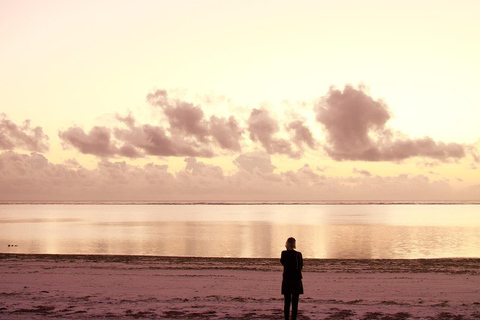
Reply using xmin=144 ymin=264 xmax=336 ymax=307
xmin=1 ymin=0 xmax=479 ymax=200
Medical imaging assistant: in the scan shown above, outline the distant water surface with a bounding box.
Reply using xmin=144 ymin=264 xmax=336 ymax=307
xmin=1 ymin=204 xmax=480 ymax=259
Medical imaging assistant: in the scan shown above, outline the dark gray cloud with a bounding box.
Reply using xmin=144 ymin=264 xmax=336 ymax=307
xmin=0 ymin=114 xmax=49 ymax=152
xmin=315 ymin=85 xmax=465 ymax=161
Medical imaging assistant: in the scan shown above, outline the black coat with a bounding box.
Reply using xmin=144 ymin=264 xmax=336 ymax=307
xmin=280 ymin=250 xmax=304 ymax=295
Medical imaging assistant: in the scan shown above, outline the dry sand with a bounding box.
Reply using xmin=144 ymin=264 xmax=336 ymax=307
xmin=1 ymin=254 xmax=480 ymax=319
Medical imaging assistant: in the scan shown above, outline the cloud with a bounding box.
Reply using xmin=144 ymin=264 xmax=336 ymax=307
xmin=163 ymin=100 xmax=210 ymax=141
xmin=418 ymin=160 xmax=440 ymax=168
xmin=60 ymin=90 xmax=245 ymax=158
xmin=282 ymin=164 xmax=322 ymax=186
xmin=58 ymin=125 xmax=145 ymax=159
xmin=115 ymin=113 xmax=136 ymax=129
xmin=0 ymin=114 xmax=49 ymax=152
xmin=209 ymin=116 xmax=243 ymax=151
xmin=315 ymin=85 xmax=465 ymax=161
xmin=473 ymin=153 xmax=480 ymax=163
xmin=184 ymin=157 xmax=224 ymax=178
xmin=286 ymin=120 xmax=316 ymax=150
xmin=233 ymin=151 xmax=276 ymax=174
xmin=114 ymin=123 xmax=214 ymax=157
xmin=0 ymin=151 xmax=89 ymax=198
xmin=60 ymin=121 xmax=215 ymax=158
xmin=466 ymin=144 xmax=480 ymax=171
xmin=61 ymin=91 xmax=317 ymax=159
xmin=175 ymin=158 xmax=226 ymax=196
xmin=27 ymin=85 xmax=472 ymax=167
xmin=146 ymin=89 xmax=169 ymax=108
xmin=59 ymin=126 xmax=120 ymax=157
xmin=118 ymin=144 xmax=144 ymax=158
xmin=247 ymin=108 xmax=298 ymax=157
xmin=63 ymin=158 xmax=82 ymax=169
xmin=335 ymin=173 xmax=454 ymax=201
xmin=147 ymin=89 xmax=243 ymax=151
xmin=465 ymin=184 xmax=480 ymax=198
xmin=353 ymin=168 xmax=372 ymax=176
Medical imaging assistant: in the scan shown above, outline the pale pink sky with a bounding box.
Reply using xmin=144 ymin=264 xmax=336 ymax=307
xmin=1 ymin=0 xmax=479 ymax=200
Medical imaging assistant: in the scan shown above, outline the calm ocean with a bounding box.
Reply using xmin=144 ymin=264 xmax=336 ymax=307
xmin=1 ymin=203 xmax=480 ymax=259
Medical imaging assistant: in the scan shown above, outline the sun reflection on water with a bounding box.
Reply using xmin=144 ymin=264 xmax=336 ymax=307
xmin=1 ymin=204 xmax=480 ymax=259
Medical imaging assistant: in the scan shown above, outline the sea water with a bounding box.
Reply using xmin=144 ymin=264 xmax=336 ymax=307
xmin=1 ymin=203 xmax=480 ymax=259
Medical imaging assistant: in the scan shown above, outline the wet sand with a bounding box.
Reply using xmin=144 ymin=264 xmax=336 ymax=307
xmin=1 ymin=254 xmax=480 ymax=319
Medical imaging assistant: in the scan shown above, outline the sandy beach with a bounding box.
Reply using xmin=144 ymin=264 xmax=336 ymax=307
xmin=1 ymin=254 xmax=480 ymax=319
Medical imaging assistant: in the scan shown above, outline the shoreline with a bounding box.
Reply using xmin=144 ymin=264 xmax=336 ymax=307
xmin=2 ymin=253 xmax=480 ymax=274
xmin=1 ymin=254 xmax=480 ymax=319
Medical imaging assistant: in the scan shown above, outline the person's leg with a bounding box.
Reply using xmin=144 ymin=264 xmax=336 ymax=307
xmin=284 ymin=294 xmax=291 ymax=320
xmin=291 ymin=294 xmax=299 ymax=320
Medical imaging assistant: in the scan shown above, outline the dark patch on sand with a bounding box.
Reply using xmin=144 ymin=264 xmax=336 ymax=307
xmin=13 ymin=305 xmax=55 ymax=314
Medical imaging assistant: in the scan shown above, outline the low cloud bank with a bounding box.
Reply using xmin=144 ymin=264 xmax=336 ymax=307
xmin=1 ymin=150 xmax=473 ymax=201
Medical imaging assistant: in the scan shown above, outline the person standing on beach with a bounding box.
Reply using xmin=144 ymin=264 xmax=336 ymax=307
xmin=280 ymin=237 xmax=303 ymax=320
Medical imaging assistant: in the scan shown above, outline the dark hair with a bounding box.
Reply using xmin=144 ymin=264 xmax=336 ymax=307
xmin=286 ymin=237 xmax=296 ymax=249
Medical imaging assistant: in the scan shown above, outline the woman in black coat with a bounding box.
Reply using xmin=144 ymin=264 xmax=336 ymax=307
xmin=280 ymin=237 xmax=303 ymax=320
